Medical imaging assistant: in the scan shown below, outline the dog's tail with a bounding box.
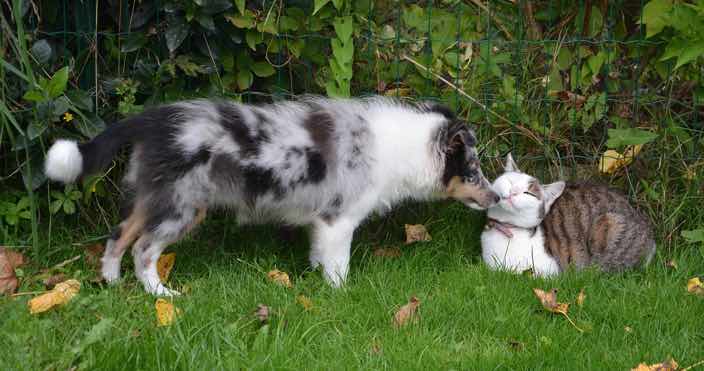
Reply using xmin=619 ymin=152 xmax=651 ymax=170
xmin=44 ymin=116 xmax=142 ymax=183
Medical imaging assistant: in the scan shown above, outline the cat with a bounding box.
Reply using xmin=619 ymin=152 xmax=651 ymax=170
xmin=481 ymin=154 xmax=656 ymax=276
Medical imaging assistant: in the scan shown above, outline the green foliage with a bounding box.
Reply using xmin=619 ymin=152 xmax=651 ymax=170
xmin=0 ymin=0 xmax=702 ymax=249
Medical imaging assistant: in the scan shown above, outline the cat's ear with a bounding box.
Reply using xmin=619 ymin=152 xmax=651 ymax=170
xmin=504 ymin=153 xmax=520 ymax=172
xmin=543 ymin=181 xmax=566 ymax=211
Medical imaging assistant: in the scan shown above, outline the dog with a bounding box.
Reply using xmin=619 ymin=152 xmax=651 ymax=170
xmin=44 ymin=97 xmax=499 ymax=295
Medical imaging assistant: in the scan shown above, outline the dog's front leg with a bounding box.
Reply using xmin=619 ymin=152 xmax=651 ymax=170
xmin=310 ymin=218 xmax=357 ymax=287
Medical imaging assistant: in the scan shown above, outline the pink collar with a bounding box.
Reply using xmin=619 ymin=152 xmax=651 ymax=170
xmin=485 ymin=218 xmax=537 ymax=238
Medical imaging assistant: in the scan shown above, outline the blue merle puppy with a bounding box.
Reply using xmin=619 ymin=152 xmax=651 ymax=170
xmin=44 ymin=97 xmax=498 ymax=295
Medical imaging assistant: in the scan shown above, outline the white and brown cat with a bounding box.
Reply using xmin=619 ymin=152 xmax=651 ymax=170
xmin=481 ymin=154 xmax=656 ymax=276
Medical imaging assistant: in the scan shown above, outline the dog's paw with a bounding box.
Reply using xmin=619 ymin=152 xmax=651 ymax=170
xmin=150 ymin=284 xmax=181 ymax=297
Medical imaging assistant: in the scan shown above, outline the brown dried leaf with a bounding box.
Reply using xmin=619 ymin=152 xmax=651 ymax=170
xmin=84 ymin=243 xmax=105 ymax=269
xmin=155 ymin=298 xmax=181 ymax=326
xmin=665 ymin=260 xmax=678 ymax=270
xmin=157 ymin=253 xmax=176 ymax=283
xmin=254 ymin=304 xmax=270 ymax=323
xmin=0 ymin=248 xmax=19 ymax=295
xmin=686 ymin=277 xmax=704 ymax=296
xmin=576 ymin=288 xmax=586 ymax=307
xmin=404 ymin=224 xmax=431 ymax=244
xmin=373 ymin=246 xmax=402 ymax=258
xmin=532 ymin=288 xmax=569 ymax=315
xmin=631 ymin=358 xmax=679 ymax=371
xmin=267 ymin=269 xmax=292 ymax=288
xmin=43 ymin=273 xmax=67 ymax=289
xmin=28 ymin=279 xmax=81 ymax=314
xmin=296 ymin=295 xmax=313 ymax=311
xmin=552 ymin=90 xmax=587 ymax=109
xmin=393 ymin=296 xmax=420 ymax=328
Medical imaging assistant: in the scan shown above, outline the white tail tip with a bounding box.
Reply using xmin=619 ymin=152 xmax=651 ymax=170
xmin=45 ymin=139 xmax=83 ymax=183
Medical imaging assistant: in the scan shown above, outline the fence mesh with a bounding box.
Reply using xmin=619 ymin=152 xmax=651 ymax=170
xmin=5 ymin=0 xmax=704 ymax=232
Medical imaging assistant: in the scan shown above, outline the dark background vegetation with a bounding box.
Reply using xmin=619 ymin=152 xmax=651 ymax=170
xmin=0 ymin=0 xmax=703 ymax=252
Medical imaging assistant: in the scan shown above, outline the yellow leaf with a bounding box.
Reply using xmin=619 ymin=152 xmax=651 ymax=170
xmin=393 ymin=296 xmax=420 ymax=328
xmin=576 ymin=288 xmax=586 ymax=307
xmin=296 ymin=295 xmax=313 ymax=311
xmin=28 ymin=279 xmax=80 ymax=314
xmin=630 ymin=358 xmax=678 ymax=371
xmin=404 ymin=224 xmax=432 ymax=244
xmin=155 ymin=298 xmax=181 ymax=326
xmin=532 ymin=288 xmax=569 ymax=315
xmin=687 ymin=277 xmax=704 ymax=296
xmin=157 ymin=253 xmax=176 ymax=283
xmin=598 ymin=145 xmax=642 ymax=174
xmin=267 ymin=269 xmax=292 ymax=288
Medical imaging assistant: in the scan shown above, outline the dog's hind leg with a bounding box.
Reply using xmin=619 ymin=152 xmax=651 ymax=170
xmin=132 ymin=206 xmax=207 ymax=296
xmin=101 ymin=201 xmax=146 ymax=283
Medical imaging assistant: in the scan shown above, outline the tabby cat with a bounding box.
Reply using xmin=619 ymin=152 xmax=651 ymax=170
xmin=481 ymin=154 xmax=656 ymax=276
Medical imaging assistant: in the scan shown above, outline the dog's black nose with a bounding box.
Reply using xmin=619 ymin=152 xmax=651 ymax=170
xmin=493 ymin=194 xmax=500 ymax=204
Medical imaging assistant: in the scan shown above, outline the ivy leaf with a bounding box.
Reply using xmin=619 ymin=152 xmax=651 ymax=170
xmin=49 ymin=199 xmax=63 ymax=214
xmin=333 ymin=16 xmax=354 ymax=42
xmin=31 ymin=39 xmax=53 ymax=64
xmin=226 ymin=11 xmax=256 ymax=29
xmin=63 ymin=199 xmax=76 ymax=215
xmin=237 ymin=69 xmax=253 ymax=90
xmin=47 ymin=67 xmax=69 ymax=99
xmin=642 ymin=0 xmax=673 ymax=38
xmin=331 ymin=38 xmax=354 ymax=66
xmin=121 ymin=33 xmax=147 ymax=53
xmin=674 ymin=39 xmax=704 ymax=69
xmin=245 ymin=30 xmax=262 ymax=51
xmin=606 ymin=128 xmax=658 ymax=148
xmin=681 ymin=229 xmax=704 ymax=244
xmin=313 ymin=0 xmax=331 ymax=15
xmin=22 ymin=90 xmax=45 ymax=103
xmin=165 ymin=18 xmax=189 ymax=53
xmin=194 ymin=0 xmax=232 ymax=15
xmin=251 ymin=61 xmax=275 ymax=77
xmin=235 ymin=0 xmax=245 ymax=15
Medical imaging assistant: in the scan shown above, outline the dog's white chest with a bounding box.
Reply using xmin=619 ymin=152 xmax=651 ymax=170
xmin=480 ymin=227 xmax=560 ymax=276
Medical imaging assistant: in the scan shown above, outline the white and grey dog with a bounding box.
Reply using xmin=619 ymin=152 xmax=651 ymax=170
xmin=45 ymin=97 xmax=498 ymax=295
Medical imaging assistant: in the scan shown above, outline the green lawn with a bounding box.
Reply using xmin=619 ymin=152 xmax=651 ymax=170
xmin=1 ymin=202 xmax=703 ymax=370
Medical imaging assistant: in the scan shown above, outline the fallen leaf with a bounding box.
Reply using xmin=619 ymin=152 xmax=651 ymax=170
xmin=576 ymin=288 xmax=586 ymax=307
xmin=254 ymin=304 xmax=270 ymax=323
xmin=296 ymin=295 xmax=313 ymax=311
xmin=393 ymin=296 xmax=420 ymax=328
xmin=598 ymin=145 xmax=643 ymax=174
xmin=533 ymin=288 xmax=569 ymax=315
xmin=28 ymin=279 xmax=80 ymax=314
xmin=84 ymin=244 xmax=104 ymax=269
xmin=631 ymin=358 xmax=679 ymax=371
xmin=686 ymin=277 xmax=704 ymax=296
xmin=155 ymin=298 xmax=181 ymax=326
xmin=157 ymin=253 xmax=176 ymax=283
xmin=370 ymin=341 xmax=382 ymax=355
xmin=665 ymin=260 xmax=678 ymax=270
xmin=131 ymin=329 xmax=141 ymax=338
xmin=532 ymin=288 xmax=583 ymax=332
xmin=43 ymin=273 xmax=67 ymax=289
xmin=404 ymin=224 xmax=431 ymax=244
xmin=373 ymin=246 xmax=402 ymax=258
xmin=0 ymin=248 xmax=19 ymax=295
xmin=267 ymin=269 xmax=292 ymax=288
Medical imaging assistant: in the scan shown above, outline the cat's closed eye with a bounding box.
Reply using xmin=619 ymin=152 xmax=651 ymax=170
xmin=523 ymin=191 xmax=538 ymax=198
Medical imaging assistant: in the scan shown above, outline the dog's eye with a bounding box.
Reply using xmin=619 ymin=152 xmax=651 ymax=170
xmin=523 ymin=191 xmax=537 ymax=198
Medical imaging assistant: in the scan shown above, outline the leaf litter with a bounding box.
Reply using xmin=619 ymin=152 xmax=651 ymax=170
xmin=155 ymin=298 xmax=181 ymax=326
xmin=267 ymin=269 xmax=292 ymax=288
xmin=532 ymin=288 xmax=583 ymax=332
xmin=157 ymin=253 xmax=176 ymax=283
xmin=404 ymin=224 xmax=431 ymax=244
xmin=28 ymin=279 xmax=81 ymax=314
xmin=0 ymin=247 xmax=26 ymax=295
xmin=393 ymin=296 xmax=420 ymax=328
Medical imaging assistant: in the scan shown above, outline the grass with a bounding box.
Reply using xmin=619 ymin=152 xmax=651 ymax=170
xmin=1 ymin=201 xmax=703 ymax=370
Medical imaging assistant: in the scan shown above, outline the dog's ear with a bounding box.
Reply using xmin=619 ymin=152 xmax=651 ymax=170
xmin=447 ymin=125 xmax=476 ymax=154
